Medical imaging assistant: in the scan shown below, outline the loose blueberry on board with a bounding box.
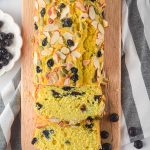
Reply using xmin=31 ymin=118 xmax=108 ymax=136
xmin=134 ymin=140 xmax=143 ymax=149
xmin=101 ymin=130 xmax=109 ymax=139
xmin=110 ymin=113 xmax=119 ymax=122
xmin=128 ymin=127 xmax=138 ymax=137
xmin=102 ymin=143 xmax=112 ymax=150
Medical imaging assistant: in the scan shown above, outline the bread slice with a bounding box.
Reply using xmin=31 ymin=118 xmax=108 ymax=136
xmin=32 ymin=119 xmax=101 ymax=150
xmin=34 ymin=85 xmax=105 ymax=123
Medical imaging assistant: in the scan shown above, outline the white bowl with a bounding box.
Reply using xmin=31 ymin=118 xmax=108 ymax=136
xmin=0 ymin=9 xmax=22 ymax=76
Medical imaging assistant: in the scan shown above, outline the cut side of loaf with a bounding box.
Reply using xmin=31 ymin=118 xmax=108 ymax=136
xmin=32 ymin=120 xmax=101 ymax=150
xmin=34 ymin=85 xmax=105 ymax=123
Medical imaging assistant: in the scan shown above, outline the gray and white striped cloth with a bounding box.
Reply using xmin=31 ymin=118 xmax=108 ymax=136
xmin=0 ymin=0 xmax=150 ymax=150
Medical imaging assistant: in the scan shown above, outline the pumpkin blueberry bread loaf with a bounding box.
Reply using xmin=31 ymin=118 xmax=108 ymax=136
xmin=32 ymin=119 xmax=101 ymax=150
xmin=34 ymin=85 xmax=105 ymax=123
xmin=33 ymin=0 xmax=105 ymax=86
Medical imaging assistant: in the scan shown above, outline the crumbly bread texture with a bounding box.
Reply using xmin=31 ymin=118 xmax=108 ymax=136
xmin=34 ymin=85 xmax=105 ymax=123
xmin=32 ymin=120 xmax=101 ymax=150
xmin=33 ymin=0 xmax=105 ymax=86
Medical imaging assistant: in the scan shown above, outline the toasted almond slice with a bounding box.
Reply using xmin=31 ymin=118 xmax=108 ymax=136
xmin=92 ymin=21 xmax=98 ymax=29
xmin=35 ymin=1 xmax=38 ymax=10
xmin=41 ymin=50 xmax=49 ymax=56
xmin=38 ymin=0 xmax=45 ymax=7
xmin=56 ymin=51 xmax=66 ymax=60
xmin=83 ymin=60 xmax=90 ymax=66
xmin=98 ymin=23 xmax=104 ymax=34
xmin=71 ymin=51 xmax=81 ymax=58
xmin=44 ymin=24 xmax=59 ymax=32
xmin=89 ymin=6 xmax=96 ymax=20
xmin=63 ymin=32 xmax=73 ymax=40
xmin=51 ymin=31 xmax=60 ymax=44
xmin=76 ymin=2 xmax=86 ymax=12
xmin=43 ymin=31 xmax=49 ymax=37
xmin=58 ymin=37 xmax=63 ymax=44
xmin=80 ymin=13 xmax=89 ymax=19
xmin=49 ymin=117 xmax=60 ymax=123
xmin=103 ymin=19 xmax=108 ymax=27
xmin=60 ymin=5 xmax=70 ymax=20
xmin=64 ymin=78 xmax=70 ymax=86
xmin=66 ymin=62 xmax=74 ymax=70
xmin=34 ymin=16 xmax=38 ymax=22
xmin=61 ymin=47 xmax=70 ymax=55
xmin=51 ymin=72 xmax=59 ymax=83
xmin=53 ymin=53 xmax=59 ymax=63
xmin=70 ymin=42 xmax=78 ymax=51
xmin=94 ymin=56 xmax=100 ymax=69
xmin=33 ymin=52 xmax=38 ymax=65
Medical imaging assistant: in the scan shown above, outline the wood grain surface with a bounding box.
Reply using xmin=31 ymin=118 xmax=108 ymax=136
xmin=21 ymin=0 xmax=121 ymax=150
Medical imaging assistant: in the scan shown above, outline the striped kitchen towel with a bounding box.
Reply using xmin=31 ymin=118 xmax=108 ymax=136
xmin=0 ymin=69 xmax=21 ymax=150
xmin=0 ymin=0 xmax=150 ymax=150
xmin=121 ymin=0 xmax=150 ymax=148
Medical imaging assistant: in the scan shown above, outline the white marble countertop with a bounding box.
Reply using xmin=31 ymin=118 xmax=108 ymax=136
xmin=0 ymin=0 xmax=21 ymax=90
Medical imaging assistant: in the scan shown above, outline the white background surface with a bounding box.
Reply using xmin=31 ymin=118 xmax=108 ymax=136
xmin=0 ymin=0 xmax=21 ymax=91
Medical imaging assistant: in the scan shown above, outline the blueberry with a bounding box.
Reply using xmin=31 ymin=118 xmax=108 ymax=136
xmin=97 ymin=50 xmax=102 ymax=57
xmin=85 ymin=123 xmax=94 ymax=129
xmin=62 ymin=86 xmax=74 ymax=91
xmin=0 ymin=32 xmax=6 ymax=40
xmin=51 ymin=90 xmax=62 ymax=98
xmin=65 ymin=140 xmax=71 ymax=144
xmin=2 ymin=59 xmax=9 ymax=66
xmin=31 ymin=137 xmax=38 ymax=145
xmin=87 ymin=116 xmax=94 ymax=122
xmin=0 ymin=48 xmax=7 ymax=55
xmin=102 ymin=143 xmax=112 ymax=150
xmin=67 ymin=39 xmax=74 ymax=47
xmin=42 ymin=37 xmax=48 ymax=46
xmin=134 ymin=140 xmax=143 ymax=149
xmin=70 ymin=74 xmax=79 ymax=83
xmin=110 ymin=113 xmax=119 ymax=122
xmin=128 ymin=127 xmax=138 ymax=137
xmin=40 ymin=8 xmax=46 ymax=17
xmin=34 ymin=23 xmax=38 ymax=30
xmin=36 ymin=66 xmax=42 ymax=73
xmin=47 ymin=59 xmax=54 ymax=68
xmin=94 ymin=95 xmax=101 ymax=102
xmin=3 ymin=52 xmax=13 ymax=61
xmin=3 ymin=39 xmax=13 ymax=47
xmin=101 ymin=130 xmax=109 ymax=139
xmin=70 ymin=91 xmax=84 ymax=96
xmin=6 ymin=33 xmax=14 ymax=39
xmin=62 ymin=18 xmax=73 ymax=27
xmin=43 ymin=130 xmax=50 ymax=139
xmin=0 ymin=21 xmax=4 ymax=28
xmin=80 ymin=104 xmax=86 ymax=112
xmin=71 ymin=67 xmax=78 ymax=74
xmin=36 ymin=102 xmax=43 ymax=110
xmin=59 ymin=3 xmax=66 ymax=10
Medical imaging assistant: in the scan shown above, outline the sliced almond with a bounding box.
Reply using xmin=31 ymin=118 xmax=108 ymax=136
xmin=80 ymin=13 xmax=89 ymax=19
xmin=92 ymin=21 xmax=98 ymax=29
xmin=96 ymin=33 xmax=104 ymax=45
xmin=41 ymin=50 xmax=49 ymax=56
xmin=89 ymin=6 xmax=96 ymax=20
xmin=35 ymin=1 xmax=38 ymax=10
xmin=76 ymin=2 xmax=86 ymax=12
xmin=53 ymin=53 xmax=59 ymax=63
xmin=49 ymin=117 xmax=60 ymax=123
xmin=44 ymin=24 xmax=59 ymax=32
xmin=60 ymin=5 xmax=70 ymax=20
xmin=63 ymin=32 xmax=73 ymax=40
xmin=33 ymin=52 xmax=38 ymax=65
xmin=34 ymin=16 xmax=38 ymax=22
xmin=38 ymin=0 xmax=45 ymax=7
xmin=83 ymin=60 xmax=90 ymax=66
xmin=71 ymin=51 xmax=81 ymax=58
xmin=64 ymin=78 xmax=70 ymax=86
xmin=51 ymin=31 xmax=60 ymax=44
xmin=51 ymin=72 xmax=59 ymax=83
xmin=43 ymin=31 xmax=49 ymax=37
xmin=56 ymin=51 xmax=66 ymax=60
xmin=94 ymin=56 xmax=100 ymax=69
xmin=66 ymin=62 xmax=74 ymax=70
xmin=58 ymin=37 xmax=63 ymax=44
xmin=103 ymin=19 xmax=108 ymax=27
xmin=61 ymin=47 xmax=70 ymax=55
xmin=70 ymin=42 xmax=78 ymax=51
xmin=98 ymin=23 xmax=104 ymax=34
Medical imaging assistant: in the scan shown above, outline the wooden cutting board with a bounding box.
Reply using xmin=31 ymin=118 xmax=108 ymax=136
xmin=21 ymin=0 xmax=121 ymax=149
